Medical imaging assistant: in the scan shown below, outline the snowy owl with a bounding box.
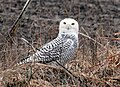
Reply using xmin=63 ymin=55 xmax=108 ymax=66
xmin=18 ymin=18 xmax=79 ymax=65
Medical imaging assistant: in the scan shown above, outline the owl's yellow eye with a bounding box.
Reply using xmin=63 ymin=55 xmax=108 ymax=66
xmin=71 ymin=23 xmax=75 ymax=25
xmin=63 ymin=22 xmax=66 ymax=24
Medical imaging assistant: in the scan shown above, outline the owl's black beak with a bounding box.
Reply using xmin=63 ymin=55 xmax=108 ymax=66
xmin=66 ymin=24 xmax=71 ymax=30
xmin=67 ymin=27 xmax=70 ymax=30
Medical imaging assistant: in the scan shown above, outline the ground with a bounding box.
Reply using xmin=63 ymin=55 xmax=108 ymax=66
xmin=0 ymin=0 xmax=120 ymax=87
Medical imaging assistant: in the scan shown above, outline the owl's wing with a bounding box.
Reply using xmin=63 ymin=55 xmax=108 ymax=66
xmin=36 ymin=38 xmax=74 ymax=63
xmin=18 ymin=37 xmax=75 ymax=65
xmin=33 ymin=48 xmax=61 ymax=63
xmin=18 ymin=37 xmax=63 ymax=64
xmin=56 ymin=38 xmax=77 ymax=65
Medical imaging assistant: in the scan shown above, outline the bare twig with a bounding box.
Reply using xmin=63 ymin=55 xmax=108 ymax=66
xmin=20 ymin=38 xmax=36 ymax=52
xmin=79 ymin=32 xmax=113 ymax=54
xmin=8 ymin=0 xmax=32 ymax=36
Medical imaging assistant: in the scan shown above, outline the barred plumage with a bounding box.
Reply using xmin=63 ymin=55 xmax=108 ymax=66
xmin=18 ymin=18 xmax=79 ymax=65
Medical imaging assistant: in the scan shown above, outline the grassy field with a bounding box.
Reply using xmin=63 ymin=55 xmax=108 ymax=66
xmin=0 ymin=0 xmax=120 ymax=87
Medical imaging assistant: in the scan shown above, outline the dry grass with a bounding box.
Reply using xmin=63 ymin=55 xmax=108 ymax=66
xmin=0 ymin=31 xmax=120 ymax=87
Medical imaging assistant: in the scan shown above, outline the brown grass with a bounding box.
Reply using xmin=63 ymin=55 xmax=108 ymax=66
xmin=0 ymin=32 xmax=120 ymax=87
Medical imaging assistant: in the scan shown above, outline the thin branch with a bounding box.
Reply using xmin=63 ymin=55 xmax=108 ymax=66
xmin=55 ymin=61 xmax=80 ymax=85
xmin=79 ymin=32 xmax=113 ymax=54
xmin=9 ymin=0 xmax=32 ymax=36
xmin=20 ymin=38 xmax=36 ymax=52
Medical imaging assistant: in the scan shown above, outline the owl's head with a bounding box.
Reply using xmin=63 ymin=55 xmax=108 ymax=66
xmin=58 ymin=18 xmax=79 ymax=37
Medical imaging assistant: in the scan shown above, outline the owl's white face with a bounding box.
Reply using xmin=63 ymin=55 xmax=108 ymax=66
xmin=58 ymin=18 xmax=79 ymax=37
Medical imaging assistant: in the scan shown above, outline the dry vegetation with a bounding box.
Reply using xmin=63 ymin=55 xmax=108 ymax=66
xmin=0 ymin=0 xmax=120 ymax=87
